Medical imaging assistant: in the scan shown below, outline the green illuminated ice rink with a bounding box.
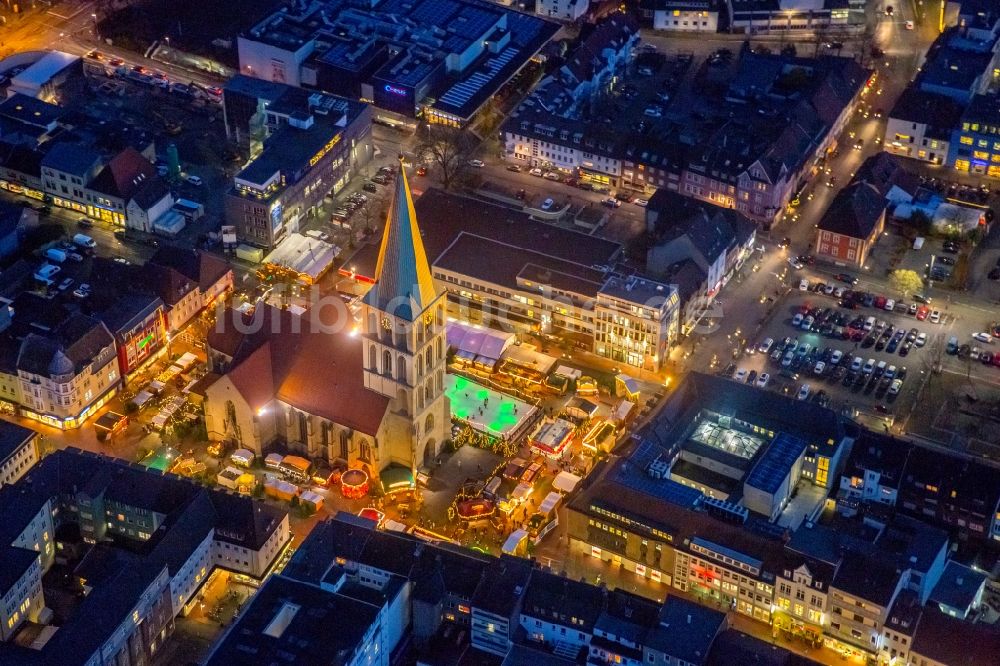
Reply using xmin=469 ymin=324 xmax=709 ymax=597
xmin=446 ymin=375 xmax=535 ymax=437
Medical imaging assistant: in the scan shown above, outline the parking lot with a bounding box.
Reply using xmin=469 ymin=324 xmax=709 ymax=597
xmin=731 ymin=284 xmax=948 ymax=421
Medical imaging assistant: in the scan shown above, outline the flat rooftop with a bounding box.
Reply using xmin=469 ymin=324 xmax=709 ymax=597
xmin=346 ymin=187 xmax=622 ymax=283
xmin=245 ymin=0 xmax=558 ymax=120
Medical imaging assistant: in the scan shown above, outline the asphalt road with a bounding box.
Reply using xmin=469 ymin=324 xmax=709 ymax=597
xmin=0 ymin=1 xmax=223 ymax=88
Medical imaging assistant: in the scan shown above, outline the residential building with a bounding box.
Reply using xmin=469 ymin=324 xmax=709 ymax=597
xmin=10 ymin=310 xmax=119 ymax=430
xmin=237 ymin=0 xmax=558 ymax=126
xmin=537 ymin=0 xmax=589 ymax=21
xmin=594 ymin=275 xmax=679 ymax=371
xmin=884 ymin=88 xmax=964 ymax=165
xmin=642 ymin=0 xmax=719 ymax=33
xmin=207 ymin=165 xmax=451 ymax=486
xmin=837 ymin=431 xmax=911 ymax=509
xmin=0 ymin=448 xmax=289 ymax=662
xmin=125 ymin=177 xmax=176 ymax=234
xmin=520 ymin=569 xmax=604 ymax=657
xmin=471 ymin=556 xmax=533 ymax=656
xmin=907 ymin=606 xmax=1000 ymax=666
xmin=643 ymin=596 xmax=726 ymax=666
xmin=0 ymin=421 xmax=38 ymax=489
xmin=814 ymin=181 xmax=886 ymax=268
xmin=851 ymin=152 xmax=922 ymax=207
xmin=589 ymin=589 xmax=662 ymax=666
xmin=94 ymin=290 xmax=166 ymax=380
xmin=144 ymin=247 xmax=234 ymax=333
xmin=928 ymin=561 xmax=986 ymax=620
xmin=223 ymin=78 xmax=372 ymax=249
xmin=645 ymin=190 xmax=756 ymax=334
xmin=950 ymin=93 xmax=1000 ymax=178
xmin=916 ymin=27 xmax=998 ymax=105
xmin=772 ymin=551 xmax=835 ymax=643
xmin=897 ymin=445 xmax=1000 ymax=541
xmin=726 ymin=0 xmax=865 ymax=34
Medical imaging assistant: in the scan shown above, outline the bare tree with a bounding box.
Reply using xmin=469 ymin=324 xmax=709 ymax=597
xmin=414 ymin=123 xmax=476 ymax=190
xmin=354 ymin=191 xmax=388 ymax=243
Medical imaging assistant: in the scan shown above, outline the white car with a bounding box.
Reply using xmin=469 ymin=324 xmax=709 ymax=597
xmin=884 ymin=298 xmax=895 ymax=311
xmin=862 ymin=358 xmax=876 ymax=374
xmin=782 ymin=351 xmax=795 ymax=367
xmin=801 ymin=315 xmax=814 ymax=330
xmin=634 ymin=198 xmax=649 ymax=207
xmin=830 ymin=350 xmax=843 ymax=365
xmin=972 ymin=332 xmax=993 ymax=343
xmin=758 ymin=337 xmax=774 ymax=354
xmin=850 ymin=356 xmax=863 ymax=372
xmin=885 ymin=365 xmax=897 ymax=379
xmin=915 ymin=332 xmax=927 ymax=347
xmin=788 ymin=258 xmax=804 ymax=270
xmin=799 ymin=279 xmax=809 ymax=291
xmin=734 ymin=368 xmax=749 ymax=383
xmin=929 ymin=310 xmax=941 ymax=324
xmin=813 ymin=361 xmax=826 ymax=375
xmin=797 ymin=384 xmax=811 ymax=400
xmin=540 ymin=198 xmax=555 ymax=211
xmin=468 ymin=159 xmax=485 ymax=168
xmin=185 ymin=174 xmax=203 ymax=186
xmin=756 ymin=373 xmax=770 ymax=388
xmin=792 ymin=313 xmax=804 ymax=327
xmin=833 ymin=287 xmax=845 ymax=298
xmin=529 ymin=167 xmax=543 ymax=177
xmin=888 ymin=379 xmax=903 ymax=395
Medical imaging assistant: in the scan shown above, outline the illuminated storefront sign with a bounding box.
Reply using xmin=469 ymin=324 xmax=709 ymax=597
xmin=384 ymin=84 xmax=407 ymax=96
xmin=309 ymin=134 xmax=342 ymax=167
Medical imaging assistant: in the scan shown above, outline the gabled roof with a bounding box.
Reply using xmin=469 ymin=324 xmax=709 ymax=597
xmin=362 ymin=160 xmax=437 ymax=321
xmin=817 ymin=181 xmax=885 ymax=239
xmin=212 ymin=307 xmax=390 ymax=436
xmin=130 ymin=176 xmax=171 ymax=209
xmin=853 ymin=153 xmax=922 ymax=200
xmin=89 ymin=147 xmax=154 ymax=200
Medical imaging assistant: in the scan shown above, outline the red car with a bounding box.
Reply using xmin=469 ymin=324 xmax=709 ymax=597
xmin=916 ymin=306 xmax=929 ymax=321
xmin=874 ymin=295 xmax=887 ymax=309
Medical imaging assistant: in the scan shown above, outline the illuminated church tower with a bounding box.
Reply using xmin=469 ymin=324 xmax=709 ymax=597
xmin=361 ymin=158 xmax=450 ymax=476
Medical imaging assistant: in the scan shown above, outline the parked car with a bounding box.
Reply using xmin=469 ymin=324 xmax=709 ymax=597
xmin=506 ymin=164 xmax=521 ymax=172
xmin=734 ymin=368 xmax=749 ymax=383
xmin=797 ymin=384 xmax=811 ymax=400
xmin=756 ymin=373 xmax=770 ymax=388
xmin=973 ymin=332 xmax=994 ymax=343
xmin=468 ymin=159 xmax=485 ymax=168
xmin=540 ymin=198 xmax=555 ymax=211
xmin=529 ymin=167 xmax=543 ymax=177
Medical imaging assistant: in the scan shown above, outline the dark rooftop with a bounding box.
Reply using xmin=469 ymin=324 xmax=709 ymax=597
xmin=647 ymin=596 xmax=725 ymax=665
xmin=817 ymin=181 xmax=885 ymax=238
xmin=205 ymin=575 xmax=379 ymax=666
xmin=910 ymin=606 xmax=1000 ymax=666
xmin=0 ymin=420 xmax=36 ymax=465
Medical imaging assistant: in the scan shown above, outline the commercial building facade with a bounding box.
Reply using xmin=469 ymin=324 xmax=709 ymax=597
xmin=223 ymin=77 xmax=373 ymax=249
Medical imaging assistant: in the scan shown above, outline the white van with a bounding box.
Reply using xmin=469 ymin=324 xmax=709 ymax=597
xmin=72 ymin=233 xmax=97 ymax=249
xmin=185 ymin=174 xmax=203 ymax=186
xmin=863 ymin=316 xmax=876 ymax=331
xmin=912 ymin=236 xmax=925 ymax=250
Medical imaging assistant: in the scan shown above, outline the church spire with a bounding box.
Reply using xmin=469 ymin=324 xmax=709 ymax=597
xmin=363 ymin=157 xmax=437 ymax=321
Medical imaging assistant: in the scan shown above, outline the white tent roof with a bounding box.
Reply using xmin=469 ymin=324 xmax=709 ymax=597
xmin=552 ymin=471 xmax=581 ymax=493
xmin=131 ymin=390 xmax=153 ymax=407
xmin=502 ymin=529 xmax=528 ymax=554
xmin=502 ymin=345 xmax=557 ymax=375
xmin=446 ymin=321 xmax=513 ymax=362
xmin=554 ymin=365 xmax=582 ymax=379
xmin=539 ymin=491 xmax=561 ymax=514
xmin=263 ymin=232 xmax=340 ymax=282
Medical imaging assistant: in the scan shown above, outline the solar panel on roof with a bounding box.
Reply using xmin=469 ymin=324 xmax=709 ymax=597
xmin=437 ymin=47 xmax=516 ymax=107
xmin=745 ymin=433 xmax=808 ymax=495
